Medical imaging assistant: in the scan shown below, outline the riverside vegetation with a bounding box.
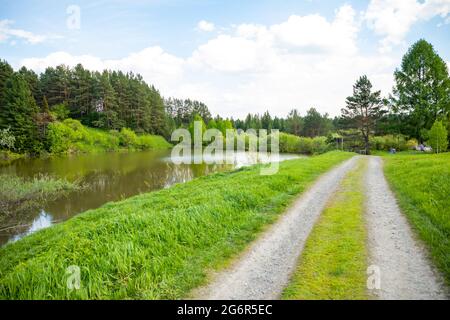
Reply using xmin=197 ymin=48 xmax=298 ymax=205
xmin=0 ymin=151 xmax=353 ymax=299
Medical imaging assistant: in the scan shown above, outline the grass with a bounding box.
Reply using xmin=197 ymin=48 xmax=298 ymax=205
xmin=0 ymin=151 xmax=354 ymax=300
xmin=382 ymin=152 xmax=450 ymax=284
xmin=282 ymin=158 xmax=368 ymax=300
xmin=0 ymin=174 xmax=80 ymax=225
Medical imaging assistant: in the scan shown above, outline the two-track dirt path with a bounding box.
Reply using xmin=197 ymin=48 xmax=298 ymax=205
xmin=365 ymin=156 xmax=447 ymax=300
xmin=194 ymin=156 xmax=360 ymax=300
xmin=193 ymin=155 xmax=448 ymax=300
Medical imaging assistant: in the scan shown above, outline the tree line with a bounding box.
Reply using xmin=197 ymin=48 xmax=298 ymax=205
xmin=340 ymin=39 xmax=450 ymax=154
xmin=1 ymin=39 xmax=449 ymax=155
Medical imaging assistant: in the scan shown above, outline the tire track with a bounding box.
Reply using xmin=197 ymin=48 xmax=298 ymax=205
xmin=193 ymin=156 xmax=359 ymax=300
xmin=365 ymin=156 xmax=448 ymax=300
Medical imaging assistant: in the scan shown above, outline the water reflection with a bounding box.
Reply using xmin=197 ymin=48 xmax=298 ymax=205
xmin=0 ymin=150 xmax=300 ymax=245
xmin=10 ymin=210 xmax=53 ymax=243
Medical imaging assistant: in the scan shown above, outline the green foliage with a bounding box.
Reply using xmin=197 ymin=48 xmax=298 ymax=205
xmin=428 ymin=120 xmax=448 ymax=153
xmin=279 ymin=133 xmax=330 ymax=155
xmin=0 ymin=127 xmax=15 ymax=150
xmin=47 ymin=119 xmax=170 ymax=154
xmin=51 ymin=103 xmax=70 ymax=121
xmin=188 ymin=114 xmax=207 ymax=139
xmin=0 ymin=151 xmax=354 ymax=300
xmin=119 ymin=128 xmax=138 ymax=147
xmin=342 ymin=75 xmax=385 ymax=155
xmin=384 ymin=153 xmax=450 ymax=284
xmin=393 ymin=40 xmax=450 ymax=139
xmin=0 ymin=174 xmax=79 ymax=222
xmin=370 ymin=135 xmax=409 ymax=151
xmin=0 ymin=73 xmax=40 ymax=153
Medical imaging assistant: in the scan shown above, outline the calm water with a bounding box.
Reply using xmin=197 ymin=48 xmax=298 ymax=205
xmin=0 ymin=150 xmax=299 ymax=245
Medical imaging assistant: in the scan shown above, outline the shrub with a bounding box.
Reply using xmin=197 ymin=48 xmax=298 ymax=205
xmin=119 ymin=128 xmax=138 ymax=147
xmin=279 ymin=133 xmax=330 ymax=155
xmin=50 ymin=103 xmax=70 ymax=121
xmin=370 ymin=135 xmax=408 ymax=152
xmin=0 ymin=127 xmax=15 ymax=150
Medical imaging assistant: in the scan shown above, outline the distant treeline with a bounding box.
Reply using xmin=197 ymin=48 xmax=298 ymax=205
xmin=1 ymin=39 xmax=449 ymax=155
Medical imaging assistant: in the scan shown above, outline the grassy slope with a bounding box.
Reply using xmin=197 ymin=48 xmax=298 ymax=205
xmin=0 ymin=151 xmax=353 ymax=300
xmin=283 ymin=158 xmax=368 ymax=300
xmin=383 ymin=152 xmax=450 ymax=284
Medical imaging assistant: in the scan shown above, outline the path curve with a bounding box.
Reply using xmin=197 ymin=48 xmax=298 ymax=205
xmin=194 ymin=156 xmax=360 ymax=300
xmin=365 ymin=156 xmax=448 ymax=300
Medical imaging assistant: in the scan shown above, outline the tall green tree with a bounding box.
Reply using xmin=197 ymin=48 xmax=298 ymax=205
xmin=428 ymin=120 xmax=448 ymax=153
xmin=285 ymin=109 xmax=303 ymax=136
xmin=393 ymin=39 xmax=450 ymax=139
xmin=302 ymin=107 xmax=333 ymax=137
xmin=342 ymin=75 xmax=384 ymax=155
xmin=0 ymin=73 xmax=40 ymax=152
xmin=0 ymin=60 xmax=14 ymax=101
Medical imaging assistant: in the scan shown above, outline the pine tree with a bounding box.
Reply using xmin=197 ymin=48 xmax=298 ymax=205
xmin=342 ymin=75 xmax=385 ymax=155
xmin=0 ymin=73 xmax=40 ymax=153
xmin=0 ymin=60 xmax=14 ymax=101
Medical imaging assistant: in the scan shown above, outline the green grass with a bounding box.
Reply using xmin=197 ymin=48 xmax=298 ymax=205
xmin=382 ymin=152 xmax=450 ymax=284
xmin=0 ymin=174 xmax=79 ymax=224
xmin=282 ymin=158 xmax=368 ymax=300
xmin=0 ymin=151 xmax=354 ymax=300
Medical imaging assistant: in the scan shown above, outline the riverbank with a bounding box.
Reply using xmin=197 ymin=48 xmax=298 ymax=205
xmin=383 ymin=152 xmax=450 ymax=285
xmin=0 ymin=151 xmax=353 ymax=300
xmin=0 ymin=174 xmax=80 ymax=230
xmin=0 ymin=119 xmax=172 ymax=165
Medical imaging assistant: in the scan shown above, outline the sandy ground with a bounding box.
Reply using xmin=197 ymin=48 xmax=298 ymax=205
xmin=365 ymin=156 xmax=448 ymax=300
xmin=193 ymin=156 xmax=360 ymax=300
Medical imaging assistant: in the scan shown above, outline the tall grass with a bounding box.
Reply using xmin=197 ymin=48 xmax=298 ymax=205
xmin=0 ymin=174 xmax=79 ymax=225
xmin=0 ymin=151 xmax=354 ymax=300
xmin=383 ymin=153 xmax=450 ymax=284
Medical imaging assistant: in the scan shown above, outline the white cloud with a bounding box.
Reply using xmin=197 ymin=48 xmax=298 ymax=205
xmin=0 ymin=20 xmax=48 ymax=44
xmin=21 ymin=47 xmax=184 ymax=95
xmin=19 ymin=4 xmax=400 ymax=118
xmin=197 ymin=20 xmax=215 ymax=32
xmin=365 ymin=0 xmax=450 ymax=53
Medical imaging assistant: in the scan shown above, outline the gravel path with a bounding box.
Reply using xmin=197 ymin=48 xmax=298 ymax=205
xmin=365 ymin=156 xmax=448 ymax=300
xmin=194 ymin=156 xmax=359 ymax=300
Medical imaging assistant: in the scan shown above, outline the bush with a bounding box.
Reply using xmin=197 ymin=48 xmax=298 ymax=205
xmin=279 ymin=133 xmax=330 ymax=155
xmin=50 ymin=103 xmax=70 ymax=121
xmin=0 ymin=127 xmax=15 ymax=150
xmin=119 ymin=128 xmax=138 ymax=147
xmin=47 ymin=119 xmax=170 ymax=154
xmin=370 ymin=135 xmax=409 ymax=152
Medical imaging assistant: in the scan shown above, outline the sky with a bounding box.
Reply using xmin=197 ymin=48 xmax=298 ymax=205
xmin=1 ymin=0 xmax=449 ymax=118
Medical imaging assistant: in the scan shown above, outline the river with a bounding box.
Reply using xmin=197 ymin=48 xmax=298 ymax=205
xmin=0 ymin=150 xmax=299 ymax=245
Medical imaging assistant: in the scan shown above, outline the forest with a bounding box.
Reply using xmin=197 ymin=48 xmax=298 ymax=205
xmin=1 ymin=39 xmax=449 ymax=156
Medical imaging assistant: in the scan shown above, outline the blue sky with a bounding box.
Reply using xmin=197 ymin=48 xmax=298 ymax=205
xmin=1 ymin=0 xmax=449 ymax=117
